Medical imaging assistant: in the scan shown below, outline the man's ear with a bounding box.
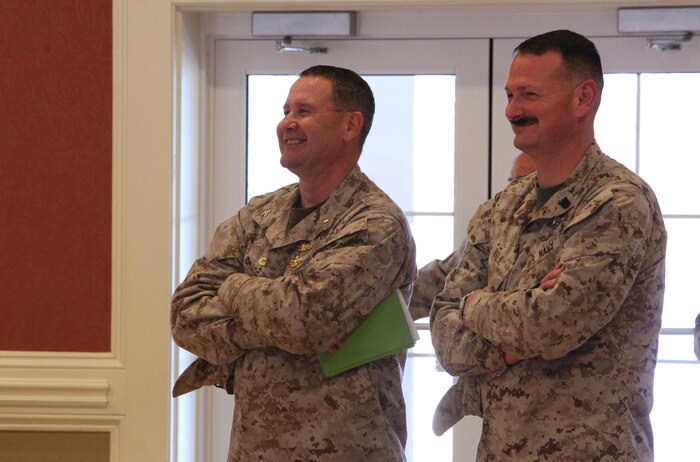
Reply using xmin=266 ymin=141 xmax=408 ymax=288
xmin=575 ymin=79 xmax=598 ymax=117
xmin=343 ymin=111 xmax=364 ymax=142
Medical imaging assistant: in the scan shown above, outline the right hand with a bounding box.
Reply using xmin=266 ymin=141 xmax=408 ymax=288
xmin=503 ymin=352 xmax=522 ymax=365
xmin=540 ymin=263 xmax=563 ymax=290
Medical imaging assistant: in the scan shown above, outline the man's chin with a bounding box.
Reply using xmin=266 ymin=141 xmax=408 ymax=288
xmin=512 ymin=138 xmax=529 ymax=152
xmin=279 ymin=154 xmax=297 ymax=170
xmin=280 ymin=159 xmax=302 ymax=176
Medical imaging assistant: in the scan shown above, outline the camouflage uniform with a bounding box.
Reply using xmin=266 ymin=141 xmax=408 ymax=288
xmin=408 ymin=240 xmax=466 ymax=321
xmin=431 ymin=143 xmax=666 ymax=461
xmin=171 ymin=166 xmax=416 ymax=461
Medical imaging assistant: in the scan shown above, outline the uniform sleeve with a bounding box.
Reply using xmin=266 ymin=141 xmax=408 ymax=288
xmin=173 ymin=201 xmax=415 ymax=358
xmin=221 ymin=212 xmax=414 ymax=355
xmin=170 ymin=214 xmax=267 ymax=365
xmin=430 ymin=201 xmax=508 ymax=376
xmin=463 ymin=185 xmax=659 ymax=360
xmin=409 ymin=239 xmax=466 ymax=321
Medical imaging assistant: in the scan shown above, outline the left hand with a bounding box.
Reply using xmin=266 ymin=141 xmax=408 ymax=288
xmin=326 ymin=340 xmax=345 ymax=354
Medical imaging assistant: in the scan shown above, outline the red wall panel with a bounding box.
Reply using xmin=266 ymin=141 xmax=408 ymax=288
xmin=0 ymin=1 xmax=112 ymax=352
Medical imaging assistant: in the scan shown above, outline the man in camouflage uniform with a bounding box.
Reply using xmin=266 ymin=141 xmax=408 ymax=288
xmin=409 ymin=152 xmax=535 ymax=321
xmin=171 ymin=65 xmax=416 ymax=461
xmin=431 ymin=30 xmax=666 ymax=461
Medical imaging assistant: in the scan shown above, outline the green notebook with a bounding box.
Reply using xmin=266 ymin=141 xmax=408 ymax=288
xmin=318 ymin=290 xmax=419 ymax=377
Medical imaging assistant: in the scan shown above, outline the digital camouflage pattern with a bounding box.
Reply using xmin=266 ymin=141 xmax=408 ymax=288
xmin=408 ymin=240 xmax=466 ymax=321
xmin=431 ymin=143 xmax=666 ymax=461
xmin=171 ymin=166 xmax=416 ymax=462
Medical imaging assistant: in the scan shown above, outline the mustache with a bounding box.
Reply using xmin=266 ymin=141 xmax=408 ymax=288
xmin=509 ymin=117 xmax=538 ymax=127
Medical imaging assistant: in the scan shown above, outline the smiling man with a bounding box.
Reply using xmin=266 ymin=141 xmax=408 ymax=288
xmin=431 ymin=30 xmax=666 ymax=461
xmin=171 ymin=65 xmax=416 ymax=461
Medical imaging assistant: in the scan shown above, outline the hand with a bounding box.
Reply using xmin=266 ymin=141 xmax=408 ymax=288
xmin=539 ymin=263 xmax=563 ymax=290
xmin=503 ymin=352 xmax=522 ymax=366
xmin=460 ymin=286 xmax=493 ymax=317
xmin=326 ymin=340 xmax=345 ymax=354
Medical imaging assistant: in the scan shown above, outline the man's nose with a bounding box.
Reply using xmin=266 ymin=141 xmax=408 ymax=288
xmin=280 ymin=113 xmax=298 ymax=129
xmin=505 ymin=98 xmax=520 ymax=120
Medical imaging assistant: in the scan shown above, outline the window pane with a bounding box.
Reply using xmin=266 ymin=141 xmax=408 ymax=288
xmin=412 ymin=76 xmax=455 ymax=213
xmin=404 ymin=329 xmax=454 ymax=462
xmin=354 ymin=76 xmax=455 ymax=214
xmin=247 ymin=75 xmax=299 ymax=200
xmin=595 ymin=73 xmax=638 ymax=171
xmin=657 ymin=333 xmax=697 ymax=362
xmin=651 ymin=360 xmax=700 ymax=461
xmin=359 ymin=76 xmax=417 ymax=210
xmin=661 ymin=218 xmax=700 ymax=329
xmin=409 ymin=215 xmax=454 ymax=269
xmin=639 ymin=73 xmax=700 ymax=215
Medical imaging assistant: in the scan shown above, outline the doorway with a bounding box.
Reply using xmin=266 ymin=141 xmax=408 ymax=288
xmin=203 ymin=37 xmax=491 ymax=462
xmin=173 ymin=11 xmax=700 ymax=461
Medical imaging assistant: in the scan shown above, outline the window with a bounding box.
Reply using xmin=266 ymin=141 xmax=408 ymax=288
xmin=595 ymin=72 xmax=700 ymax=461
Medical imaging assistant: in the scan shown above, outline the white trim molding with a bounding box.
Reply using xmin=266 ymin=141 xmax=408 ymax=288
xmin=0 ymin=378 xmax=110 ymax=409
xmin=0 ymin=351 xmax=123 ymax=370
xmin=0 ymin=412 xmax=122 ymax=432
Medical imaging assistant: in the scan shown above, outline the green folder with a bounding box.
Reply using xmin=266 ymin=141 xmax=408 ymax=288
xmin=318 ymin=290 xmax=419 ymax=377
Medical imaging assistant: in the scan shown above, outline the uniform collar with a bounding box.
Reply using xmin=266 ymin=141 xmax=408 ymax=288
xmin=252 ymin=165 xmax=365 ymax=247
xmin=530 ymin=142 xmax=604 ymax=220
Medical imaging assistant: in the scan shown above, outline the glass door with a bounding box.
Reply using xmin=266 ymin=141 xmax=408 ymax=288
xmin=208 ymin=38 xmax=491 ymax=462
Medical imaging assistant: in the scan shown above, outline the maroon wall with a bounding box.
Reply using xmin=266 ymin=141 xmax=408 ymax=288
xmin=0 ymin=0 xmax=112 ymax=352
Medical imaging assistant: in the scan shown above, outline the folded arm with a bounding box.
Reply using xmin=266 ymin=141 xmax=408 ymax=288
xmin=430 ymin=214 xmax=508 ymax=377
xmin=463 ymin=187 xmax=656 ymax=361
xmin=172 ymin=209 xmax=415 ymax=361
xmin=227 ymin=211 xmax=414 ymax=354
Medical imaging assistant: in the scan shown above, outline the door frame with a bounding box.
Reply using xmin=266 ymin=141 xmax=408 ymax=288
xmin=183 ymin=36 xmax=491 ymax=462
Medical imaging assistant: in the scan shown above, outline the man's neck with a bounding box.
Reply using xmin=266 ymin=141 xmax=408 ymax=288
xmin=533 ymin=137 xmax=593 ymax=188
xmin=297 ymin=163 xmax=356 ymax=208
